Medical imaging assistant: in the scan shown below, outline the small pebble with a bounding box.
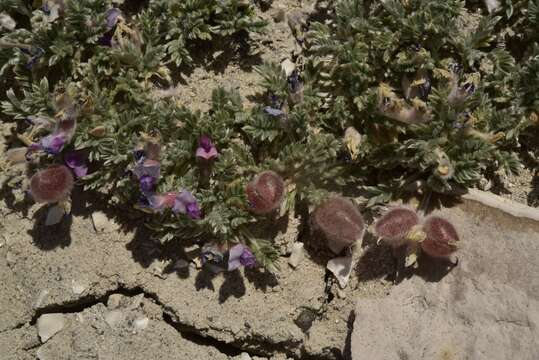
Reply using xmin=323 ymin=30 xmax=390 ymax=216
xmin=91 ymin=211 xmax=120 ymax=233
xmin=288 ymin=242 xmax=304 ymax=269
xmin=281 ymin=59 xmax=296 ymax=77
xmin=37 ymin=313 xmax=66 ymax=343
xmin=104 ymin=310 xmax=124 ymax=328
xmin=71 ymin=280 xmax=86 ymax=295
xmin=133 ymin=317 xmax=149 ymax=331
xmin=327 ymin=255 xmax=354 ymax=289
xmin=45 ymin=205 xmax=65 ymax=226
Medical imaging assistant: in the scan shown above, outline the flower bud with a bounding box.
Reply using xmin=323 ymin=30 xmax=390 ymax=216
xmin=374 ymin=207 xmax=420 ymax=247
xmin=312 ymin=196 xmax=365 ymax=254
xmin=420 ymin=216 xmax=459 ymax=258
xmin=246 ymin=171 xmax=285 ymax=215
xmin=30 ymin=165 xmax=74 ymax=203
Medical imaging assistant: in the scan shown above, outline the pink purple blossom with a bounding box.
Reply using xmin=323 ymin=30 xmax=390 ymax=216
xmin=196 ymin=135 xmax=218 ymax=161
xmin=64 ymin=151 xmax=88 ymax=178
xmin=228 ymin=244 xmax=256 ymax=271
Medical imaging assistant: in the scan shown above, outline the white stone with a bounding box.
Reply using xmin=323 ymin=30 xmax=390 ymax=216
xmin=281 ymin=59 xmax=296 ymax=77
xmin=0 ymin=13 xmax=16 ymax=30
xmin=239 ymin=353 xmax=252 ymax=360
xmin=133 ymin=317 xmax=149 ymax=331
xmin=351 ymin=200 xmax=539 ymax=360
xmin=33 ymin=290 xmax=50 ymax=309
xmin=45 ymin=205 xmax=65 ymax=226
xmin=287 ymin=242 xmax=304 ymax=269
xmin=71 ymin=280 xmax=86 ymax=295
xmin=37 ymin=313 xmax=66 ymax=343
xmin=326 ymin=256 xmax=353 ymax=289
xmin=91 ymin=211 xmax=120 ymax=233
xmin=484 ymin=0 xmax=501 ymax=13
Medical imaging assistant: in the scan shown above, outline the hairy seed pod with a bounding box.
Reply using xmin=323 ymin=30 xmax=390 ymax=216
xmin=421 ymin=216 xmax=459 ymax=258
xmin=374 ymin=207 xmax=420 ymax=247
xmin=245 ymin=171 xmax=284 ymax=215
xmin=30 ymin=165 xmax=74 ymax=203
xmin=312 ymin=197 xmax=365 ymax=254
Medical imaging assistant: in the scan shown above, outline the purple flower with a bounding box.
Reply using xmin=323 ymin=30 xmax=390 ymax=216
xmin=105 ymin=8 xmax=122 ymax=30
xmin=264 ymin=106 xmax=284 ymax=116
xmin=30 ymin=133 xmax=65 ymax=154
xmin=139 ymin=175 xmax=156 ymax=192
xmin=196 ymin=135 xmax=218 ymax=161
xmin=133 ymin=159 xmax=160 ymax=181
xmin=186 ymin=202 xmax=202 ymax=219
xmin=228 ymin=244 xmax=257 ymax=271
xmin=64 ymin=151 xmax=88 ymax=178
xmin=98 ymin=8 xmax=122 ymax=47
xmin=172 ymin=190 xmax=202 ymax=219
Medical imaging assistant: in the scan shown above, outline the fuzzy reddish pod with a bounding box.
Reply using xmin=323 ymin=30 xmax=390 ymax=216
xmin=420 ymin=216 xmax=459 ymax=258
xmin=30 ymin=165 xmax=74 ymax=203
xmin=312 ymin=196 xmax=365 ymax=254
xmin=246 ymin=170 xmax=284 ymax=215
xmin=374 ymin=207 xmax=420 ymax=247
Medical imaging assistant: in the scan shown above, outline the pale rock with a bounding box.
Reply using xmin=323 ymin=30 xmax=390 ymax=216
xmin=352 ymin=200 xmax=539 ymax=360
xmin=133 ymin=317 xmax=149 ymax=331
xmin=107 ymin=294 xmax=123 ymax=309
xmin=33 ymin=290 xmax=50 ymax=309
xmin=484 ymin=0 xmax=501 ymax=13
xmin=104 ymin=310 xmax=125 ymax=328
xmin=37 ymin=313 xmax=66 ymax=343
xmin=281 ymin=59 xmax=296 ymax=77
xmin=45 ymin=206 xmax=65 ymax=226
xmin=5 ymin=147 xmax=27 ymax=164
xmin=0 ymin=13 xmax=16 ymax=30
xmin=240 ymin=352 xmax=252 ymax=360
xmin=91 ymin=211 xmax=120 ymax=233
xmin=128 ymin=293 xmax=144 ymax=310
xmin=326 ymin=256 xmax=353 ymax=289
xmin=71 ymin=280 xmax=86 ymax=295
xmin=287 ymin=242 xmax=304 ymax=269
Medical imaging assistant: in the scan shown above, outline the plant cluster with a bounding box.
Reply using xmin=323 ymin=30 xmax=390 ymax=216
xmin=306 ymin=0 xmax=538 ymax=203
xmin=1 ymin=1 xmax=537 ymax=273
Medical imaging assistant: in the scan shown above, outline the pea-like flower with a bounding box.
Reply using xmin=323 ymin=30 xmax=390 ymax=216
xmin=27 ymin=116 xmax=76 ymax=156
xmin=98 ymin=8 xmax=123 ymax=46
xmin=172 ymin=190 xmax=202 ymax=219
xmin=64 ymin=151 xmax=88 ymax=178
xmin=228 ymin=244 xmax=257 ymax=271
xmin=196 ymin=135 xmax=218 ymax=161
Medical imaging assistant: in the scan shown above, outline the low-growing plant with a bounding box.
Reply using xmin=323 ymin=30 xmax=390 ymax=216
xmin=0 ymin=0 xmax=536 ymax=275
xmin=305 ymin=0 xmax=537 ymax=204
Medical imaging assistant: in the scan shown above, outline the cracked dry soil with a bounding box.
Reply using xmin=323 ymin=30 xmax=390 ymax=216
xmin=0 ymin=190 xmax=387 ymax=360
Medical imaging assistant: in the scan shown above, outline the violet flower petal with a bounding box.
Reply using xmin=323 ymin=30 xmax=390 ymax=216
xmin=240 ymin=247 xmax=257 ymax=268
xmin=264 ymin=106 xmax=284 ymax=116
xmin=228 ymin=244 xmax=245 ymax=271
xmin=186 ymin=202 xmax=202 ymax=219
xmin=139 ymin=175 xmax=156 ymax=192
xmin=105 ymin=8 xmax=122 ymax=30
xmin=40 ymin=134 xmax=65 ymax=154
xmin=199 ymin=135 xmax=213 ymax=152
xmin=65 ymin=151 xmax=88 ymax=178
xmin=196 ymin=146 xmax=219 ymax=160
